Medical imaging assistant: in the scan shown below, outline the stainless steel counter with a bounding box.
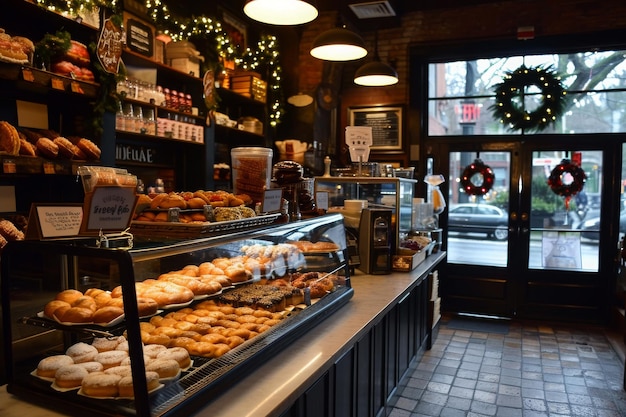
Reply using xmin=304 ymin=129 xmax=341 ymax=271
xmin=0 ymin=252 xmax=446 ymax=417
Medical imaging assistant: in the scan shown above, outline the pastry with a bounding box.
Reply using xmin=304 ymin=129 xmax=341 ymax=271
xmin=118 ymin=371 xmax=160 ymax=398
xmin=92 ymin=305 xmax=124 ymax=323
xmin=66 ymin=342 xmax=98 ymax=364
xmin=36 ymin=137 xmax=59 ymax=159
xmin=36 ymin=355 xmax=74 ymax=378
xmin=76 ymin=138 xmax=101 ymax=160
xmin=0 ymin=121 xmax=20 ymax=155
xmin=80 ymin=372 xmax=121 ymax=397
xmin=156 ymin=347 xmax=191 ymax=369
xmin=53 ymin=136 xmax=76 ymax=159
xmin=76 ymin=361 xmax=103 ymax=373
xmin=54 ymin=364 xmax=89 ymax=388
xmin=91 ymin=336 xmax=125 ymax=353
xmin=55 ymin=289 xmax=83 ymax=304
xmin=43 ymin=300 xmax=71 ymax=319
xmin=95 ymin=350 xmax=128 ymax=370
xmin=18 ymin=138 xmax=36 ymax=156
xmin=145 ymin=358 xmax=180 ymax=379
xmin=64 ymin=40 xmax=91 ymax=66
xmin=58 ymin=307 xmax=93 ymax=323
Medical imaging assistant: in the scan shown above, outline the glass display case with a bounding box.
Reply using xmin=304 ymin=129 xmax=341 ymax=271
xmin=1 ymin=214 xmax=351 ymax=417
xmin=314 ymin=176 xmax=418 ymax=241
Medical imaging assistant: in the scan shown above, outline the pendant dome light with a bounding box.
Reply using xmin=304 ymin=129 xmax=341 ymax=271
xmin=244 ymin=0 xmax=318 ymax=25
xmin=310 ymin=26 xmax=367 ymax=61
xmin=354 ymin=31 xmax=398 ymax=86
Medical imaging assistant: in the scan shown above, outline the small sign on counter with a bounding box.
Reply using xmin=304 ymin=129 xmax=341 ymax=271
xmin=25 ymin=204 xmax=83 ymax=239
xmin=82 ymin=186 xmax=137 ymax=233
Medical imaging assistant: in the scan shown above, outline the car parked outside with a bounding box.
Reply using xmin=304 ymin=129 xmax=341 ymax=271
xmin=448 ymin=203 xmax=509 ymax=241
xmin=580 ymin=211 xmax=626 ymax=240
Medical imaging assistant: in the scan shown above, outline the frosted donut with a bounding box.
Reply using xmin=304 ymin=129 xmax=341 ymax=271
xmin=95 ymin=350 xmax=129 ymax=370
xmin=92 ymin=336 xmax=125 ymax=352
xmin=81 ymin=372 xmax=121 ymax=397
xmin=76 ymin=361 xmax=104 ymax=373
xmin=118 ymin=371 xmax=160 ymax=398
xmin=145 ymin=358 xmax=179 ymax=379
xmin=156 ymin=347 xmax=191 ymax=369
xmin=104 ymin=365 xmax=132 ymax=377
xmin=54 ymin=364 xmax=89 ymax=388
xmin=120 ymin=354 xmax=151 ymax=367
xmin=66 ymin=342 xmax=98 ymax=364
xmin=55 ymin=289 xmax=83 ymax=304
xmin=36 ymin=354 xmax=74 ymax=378
xmin=143 ymin=344 xmax=167 ymax=359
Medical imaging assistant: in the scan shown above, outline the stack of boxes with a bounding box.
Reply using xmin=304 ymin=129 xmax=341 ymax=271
xmin=230 ymin=71 xmax=267 ymax=103
xmin=429 ymin=270 xmax=441 ymax=329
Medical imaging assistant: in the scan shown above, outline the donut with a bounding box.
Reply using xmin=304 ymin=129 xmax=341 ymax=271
xmin=76 ymin=361 xmax=104 ymax=373
xmin=66 ymin=342 xmax=98 ymax=364
xmin=72 ymin=296 xmax=97 ymax=312
xmin=44 ymin=300 xmax=71 ymax=319
xmin=137 ymin=297 xmax=158 ymax=317
xmin=92 ymin=306 xmax=124 ymax=323
xmin=36 ymin=137 xmax=59 ymax=158
xmin=92 ymin=336 xmax=125 ymax=353
xmin=95 ymin=350 xmax=128 ymax=370
xmin=120 ymin=354 xmax=152 ymax=367
xmin=54 ymin=364 xmax=89 ymax=388
xmin=156 ymin=347 xmax=191 ymax=369
xmin=59 ymin=307 xmax=93 ymax=323
xmin=103 ymin=365 xmax=132 ymax=377
xmin=0 ymin=121 xmax=19 ymax=155
xmin=118 ymin=371 xmax=160 ymax=398
xmin=143 ymin=344 xmax=167 ymax=359
xmin=36 ymin=355 xmax=74 ymax=378
xmin=145 ymin=358 xmax=180 ymax=379
xmin=55 ymin=289 xmax=83 ymax=304
xmin=76 ymin=138 xmax=101 ymax=160
xmin=81 ymin=372 xmax=121 ymax=397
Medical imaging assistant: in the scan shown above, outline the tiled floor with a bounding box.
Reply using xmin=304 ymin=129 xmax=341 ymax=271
xmin=388 ymin=316 xmax=626 ymax=416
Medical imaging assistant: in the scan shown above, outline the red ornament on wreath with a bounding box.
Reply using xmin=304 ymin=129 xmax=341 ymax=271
xmin=460 ymin=159 xmax=495 ymax=196
xmin=547 ymin=158 xmax=586 ymax=209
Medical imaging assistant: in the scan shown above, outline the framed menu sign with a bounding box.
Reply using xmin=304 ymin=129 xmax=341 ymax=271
xmin=124 ymin=12 xmax=154 ymax=57
xmin=348 ymin=106 xmax=403 ymax=150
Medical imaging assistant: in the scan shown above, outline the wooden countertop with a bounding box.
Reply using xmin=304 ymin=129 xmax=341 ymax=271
xmin=0 ymin=252 xmax=446 ymax=417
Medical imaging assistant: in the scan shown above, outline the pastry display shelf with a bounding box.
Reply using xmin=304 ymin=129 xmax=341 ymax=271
xmin=1 ymin=214 xmax=352 ymax=417
xmin=0 ymin=153 xmax=96 ymax=176
xmin=0 ymin=62 xmax=99 ymax=98
xmin=114 ymin=129 xmax=205 ymax=146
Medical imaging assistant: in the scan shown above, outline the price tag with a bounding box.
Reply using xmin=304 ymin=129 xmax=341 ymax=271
xmin=22 ymin=67 xmax=34 ymax=82
xmin=43 ymin=162 xmax=55 ymax=174
xmin=70 ymin=81 xmax=84 ymax=94
xmin=25 ymin=204 xmax=84 ymax=239
xmin=82 ymin=186 xmax=137 ymax=232
xmin=261 ymin=188 xmax=282 ymax=213
xmin=51 ymin=77 xmax=65 ymax=91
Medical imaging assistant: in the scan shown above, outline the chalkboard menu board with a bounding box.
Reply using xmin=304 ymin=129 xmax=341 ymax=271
xmin=349 ymin=106 xmax=402 ymax=150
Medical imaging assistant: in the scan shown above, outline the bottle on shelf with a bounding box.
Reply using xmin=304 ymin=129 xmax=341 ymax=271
xmin=116 ymin=101 xmax=126 ymax=132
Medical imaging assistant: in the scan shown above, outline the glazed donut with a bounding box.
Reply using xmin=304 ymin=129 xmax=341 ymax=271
xmin=156 ymin=347 xmax=191 ymax=369
xmin=36 ymin=355 xmax=74 ymax=378
xmin=44 ymin=300 xmax=71 ymax=319
xmin=59 ymin=307 xmax=93 ymax=323
xmin=118 ymin=371 xmax=160 ymax=398
xmin=54 ymin=364 xmax=89 ymax=388
xmin=0 ymin=121 xmax=20 ymax=155
xmin=145 ymin=358 xmax=180 ymax=379
xmin=81 ymin=372 xmax=121 ymax=397
xmin=76 ymin=138 xmax=101 ymax=160
xmin=55 ymin=289 xmax=83 ymax=304
xmin=66 ymin=342 xmax=98 ymax=364
xmin=36 ymin=137 xmax=59 ymax=159
xmin=95 ymin=350 xmax=128 ymax=370
xmin=76 ymin=361 xmax=103 ymax=373
xmin=92 ymin=306 xmax=124 ymax=323
xmin=72 ymin=296 xmax=97 ymax=312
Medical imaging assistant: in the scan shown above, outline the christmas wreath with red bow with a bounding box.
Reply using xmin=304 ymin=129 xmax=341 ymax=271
xmin=547 ymin=159 xmax=586 ymax=198
xmin=460 ymin=158 xmax=495 ymax=196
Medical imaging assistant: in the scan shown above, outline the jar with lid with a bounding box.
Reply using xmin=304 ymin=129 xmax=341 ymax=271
xmin=178 ymin=91 xmax=186 ymax=112
xmin=170 ymin=90 xmax=179 ymax=110
xmin=163 ymin=88 xmax=171 ymax=108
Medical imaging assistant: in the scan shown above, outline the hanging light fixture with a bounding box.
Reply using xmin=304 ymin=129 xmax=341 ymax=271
xmin=310 ymin=27 xmax=367 ymax=61
xmin=354 ymin=32 xmax=398 ymax=86
xmin=244 ymin=0 xmax=318 ymax=25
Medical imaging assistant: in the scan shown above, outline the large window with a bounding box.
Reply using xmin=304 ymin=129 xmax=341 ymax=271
xmin=428 ymin=51 xmax=626 ymax=136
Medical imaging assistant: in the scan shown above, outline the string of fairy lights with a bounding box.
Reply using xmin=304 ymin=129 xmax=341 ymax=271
xmin=35 ymin=0 xmax=284 ymax=127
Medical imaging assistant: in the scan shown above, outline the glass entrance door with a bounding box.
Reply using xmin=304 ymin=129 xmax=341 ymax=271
xmin=442 ymin=142 xmax=609 ymax=321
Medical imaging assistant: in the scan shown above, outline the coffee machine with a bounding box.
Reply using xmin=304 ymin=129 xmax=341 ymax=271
xmin=358 ymin=208 xmax=393 ymax=274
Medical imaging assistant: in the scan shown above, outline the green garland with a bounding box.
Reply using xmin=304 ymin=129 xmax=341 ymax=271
xmin=491 ymin=65 xmax=567 ymax=132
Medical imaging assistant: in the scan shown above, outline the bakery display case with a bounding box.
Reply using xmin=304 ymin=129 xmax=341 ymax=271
xmin=1 ymin=213 xmax=352 ymax=417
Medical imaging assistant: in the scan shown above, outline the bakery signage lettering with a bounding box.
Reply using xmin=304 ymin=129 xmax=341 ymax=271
xmin=126 ymin=18 xmax=153 ymax=57
xmin=116 ymin=144 xmax=155 ymax=163
xmin=86 ymin=187 xmax=136 ymax=231
xmin=36 ymin=206 xmax=83 ymax=238
xmin=97 ymin=18 xmax=123 ymax=74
